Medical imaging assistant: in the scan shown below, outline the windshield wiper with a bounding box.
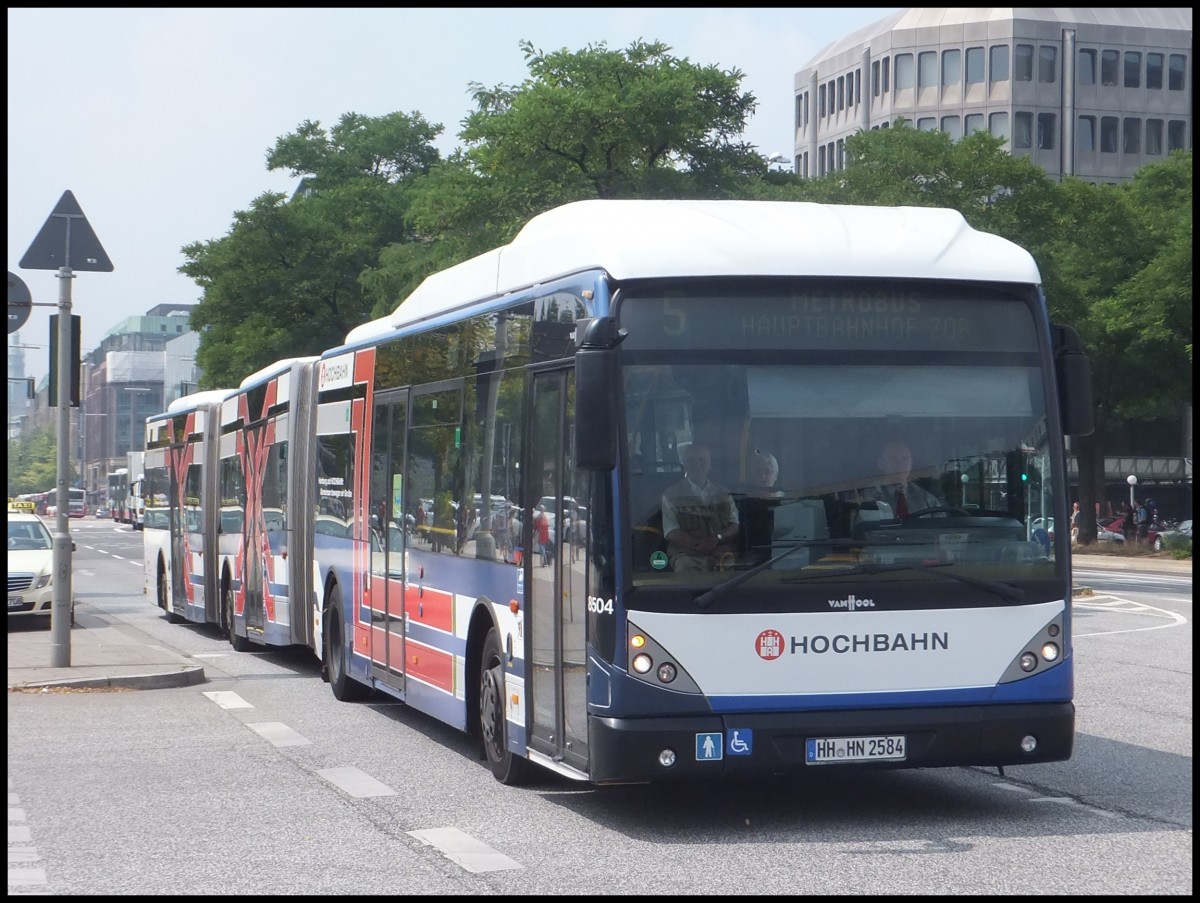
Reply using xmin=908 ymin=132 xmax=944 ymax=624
xmin=782 ymin=561 xmax=1025 ymax=604
xmin=692 ymin=539 xmax=840 ymax=609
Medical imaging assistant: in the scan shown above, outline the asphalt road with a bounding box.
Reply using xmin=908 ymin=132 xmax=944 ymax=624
xmin=7 ymin=518 xmax=1192 ymax=895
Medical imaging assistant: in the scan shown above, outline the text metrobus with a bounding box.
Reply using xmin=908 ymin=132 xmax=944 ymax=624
xmin=142 ymin=199 xmax=1093 ymax=785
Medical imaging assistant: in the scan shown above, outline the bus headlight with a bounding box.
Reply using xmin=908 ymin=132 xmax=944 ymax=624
xmin=1019 ymin=652 xmax=1038 ymax=672
xmin=1040 ymin=642 xmax=1060 ymax=662
xmin=632 ymin=653 xmax=653 ymax=674
xmin=657 ymin=662 xmax=677 ymax=683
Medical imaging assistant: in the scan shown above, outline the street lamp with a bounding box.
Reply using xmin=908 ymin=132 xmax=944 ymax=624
xmin=1126 ymin=473 xmax=1137 ymax=508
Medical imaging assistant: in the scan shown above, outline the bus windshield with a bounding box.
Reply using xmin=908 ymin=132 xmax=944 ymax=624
xmin=619 ymin=281 xmax=1060 ymax=601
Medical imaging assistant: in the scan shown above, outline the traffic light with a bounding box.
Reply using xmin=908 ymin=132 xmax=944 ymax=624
xmin=48 ymin=314 xmax=81 ymax=407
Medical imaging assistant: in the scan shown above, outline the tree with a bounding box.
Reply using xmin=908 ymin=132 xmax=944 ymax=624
xmin=361 ymin=39 xmax=769 ymax=311
xmin=181 ymin=112 xmax=442 ymax=387
xmin=8 ymin=427 xmax=68 ymax=497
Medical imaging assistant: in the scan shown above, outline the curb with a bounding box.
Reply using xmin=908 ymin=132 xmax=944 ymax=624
xmin=8 ymin=665 xmax=206 ymax=692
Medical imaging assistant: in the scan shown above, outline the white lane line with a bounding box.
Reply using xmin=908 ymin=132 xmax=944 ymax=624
xmin=203 ymin=690 xmax=254 ymax=709
xmin=317 ymin=766 xmax=396 ymax=798
xmin=247 ymin=722 xmax=311 ymax=747
xmin=408 ymin=827 xmax=522 ymax=873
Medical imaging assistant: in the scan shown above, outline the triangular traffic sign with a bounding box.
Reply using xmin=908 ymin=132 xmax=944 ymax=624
xmin=20 ymin=190 xmax=114 ymax=272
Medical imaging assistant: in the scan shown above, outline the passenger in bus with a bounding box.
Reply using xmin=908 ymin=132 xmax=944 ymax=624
xmin=856 ymin=436 xmax=942 ymax=516
xmin=739 ymin=451 xmax=783 ymax=564
xmin=662 ymin=442 xmax=740 ymax=571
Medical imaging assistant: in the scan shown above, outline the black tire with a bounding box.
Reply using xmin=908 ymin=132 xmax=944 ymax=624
xmin=224 ymin=578 xmax=250 ymax=652
xmin=325 ymin=584 xmax=369 ymax=701
xmin=479 ymin=627 xmax=529 ymax=785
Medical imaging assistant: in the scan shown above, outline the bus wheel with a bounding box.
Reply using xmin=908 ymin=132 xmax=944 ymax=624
xmin=479 ymin=627 xmax=529 ymax=785
xmin=224 ymin=580 xmax=250 ymax=652
xmin=325 ymin=585 xmax=369 ymax=702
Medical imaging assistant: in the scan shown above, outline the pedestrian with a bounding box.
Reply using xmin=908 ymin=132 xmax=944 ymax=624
xmin=533 ymin=503 xmax=552 ymax=566
xmin=1070 ymin=501 xmax=1082 ymax=544
xmin=1134 ymin=499 xmax=1151 ymax=544
xmin=1121 ymin=502 xmax=1135 ymax=542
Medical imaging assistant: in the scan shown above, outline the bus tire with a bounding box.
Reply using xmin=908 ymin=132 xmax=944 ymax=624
xmin=479 ymin=627 xmax=529 ymax=785
xmin=325 ymin=584 xmax=369 ymax=702
xmin=224 ymin=578 xmax=250 ymax=652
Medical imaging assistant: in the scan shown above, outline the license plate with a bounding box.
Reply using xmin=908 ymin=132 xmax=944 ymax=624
xmin=8 ymin=596 xmax=23 ymax=609
xmin=806 ymin=734 xmax=906 ymax=764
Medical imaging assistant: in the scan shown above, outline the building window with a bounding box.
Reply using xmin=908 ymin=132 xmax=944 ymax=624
xmin=965 ymin=47 xmax=984 ymax=85
xmin=1123 ymin=118 xmax=1141 ymax=154
xmin=1014 ymin=44 xmax=1034 ymax=82
xmin=1167 ymin=120 xmax=1186 ymax=151
xmin=1168 ymin=54 xmax=1186 ymax=91
xmin=989 ymin=112 xmax=1009 ymax=142
xmin=1145 ymin=119 xmax=1164 ymax=155
xmin=881 ymin=55 xmax=889 ymax=93
xmin=1038 ymin=46 xmax=1057 ymax=83
xmin=965 ymin=113 xmax=985 ymax=135
xmin=873 ymin=60 xmax=881 ymax=96
xmin=838 ymin=75 xmax=845 ymax=111
xmin=1037 ymin=113 xmax=1056 ymax=150
xmin=1101 ymin=50 xmax=1120 ymax=87
xmin=818 ymin=145 xmax=826 ymax=177
xmin=1124 ymin=51 xmax=1141 ymax=88
xmin=942 ymin=48 xmax=961 ymax=86
xmin=1078 ymin=48 xmax=1097 ymax=86
xmin=803 ymin=92 xmax=809 ymax=127
xmin=990 ymin=44 xmax=1009 ymax=82
xmin=855 ymin=69 xmax=861 ymax=105
xmin=895 ymin=53 xmax=913 ymax=89
xmin=795 ymin=94 xmax=803 ymax=131
xmin=916 ymin=117 xmax=936 ymax=132
xmin=941 ymin=115 xmax=962 ymax=140
xmin=1013 ymin=112 xmax=1033 ymax=149
xmin=918 ymin=51 xmax=937 ymax=88
xmin=837 ymin=138 xmax=845 ymax=170
xmin=1077 ymin=115 xmax=1096 ymax=152
xmin=1100 ymin=116 xmax=1119 ymax=153
xmin=1146 ymin=53 xmax=1163 ymax=90
xmin=819 ymin=84 xmax=826 ymax=119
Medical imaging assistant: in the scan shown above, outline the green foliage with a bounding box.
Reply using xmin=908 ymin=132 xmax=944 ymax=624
xmin=7 ymin=427 xmax=70 ymax=496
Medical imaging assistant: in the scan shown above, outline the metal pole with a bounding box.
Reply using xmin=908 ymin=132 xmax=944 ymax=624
xmin=51 ymin=266 xmax=75 ymax=666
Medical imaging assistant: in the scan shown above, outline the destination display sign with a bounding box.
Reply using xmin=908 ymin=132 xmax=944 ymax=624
xmin=618 ymin=285 xmax=1038 ymax=353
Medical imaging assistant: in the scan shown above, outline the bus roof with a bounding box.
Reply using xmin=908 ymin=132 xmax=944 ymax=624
xmin=239 ymin=355 xmax=319 ymax=390
xmin=162 ymin=388 xmax=235 ymax=416
xmin=342 ymin=199 xmax=1041 ymax=346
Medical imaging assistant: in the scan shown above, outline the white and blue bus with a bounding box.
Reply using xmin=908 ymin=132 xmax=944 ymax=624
xmin=206 ymin=199 xmax=1096 ymax=786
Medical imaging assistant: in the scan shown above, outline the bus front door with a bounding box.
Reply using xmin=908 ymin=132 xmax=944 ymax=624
xmin=528 ymin=368 xmax=589 ymax=774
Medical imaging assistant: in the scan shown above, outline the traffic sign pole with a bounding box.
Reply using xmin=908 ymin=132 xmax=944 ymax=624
xmin=51 ymin=267 xmax=75 ymax=666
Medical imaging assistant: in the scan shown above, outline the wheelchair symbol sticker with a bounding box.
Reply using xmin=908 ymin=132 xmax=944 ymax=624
xmin=726 ymin=729 xmax=753 ymax=756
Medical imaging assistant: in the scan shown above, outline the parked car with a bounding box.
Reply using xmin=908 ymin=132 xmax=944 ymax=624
xmin=1099 ymin=516 xmax=1156 ymax=547
xmin=7 ymin=508 xmax=75 ymax=624
xmin=1153 ymin=519 xmax=1192 ymax=551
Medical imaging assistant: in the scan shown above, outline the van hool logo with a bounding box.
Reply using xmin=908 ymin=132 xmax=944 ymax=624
xmin=828 ymin=594 xmax=874 ymax=610
xmin=755 ymin=629 xmax=786 ymax=660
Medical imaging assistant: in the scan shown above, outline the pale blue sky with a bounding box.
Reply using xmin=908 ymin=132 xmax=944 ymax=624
xmin=7 ymin=7 xmax=899 ymax=379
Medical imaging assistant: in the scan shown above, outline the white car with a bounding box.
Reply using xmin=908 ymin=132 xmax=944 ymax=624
xmin=7 ymin=509 xmax=74 ymax=623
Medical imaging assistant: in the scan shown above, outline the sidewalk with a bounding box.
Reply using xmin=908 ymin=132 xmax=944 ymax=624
xmin=7 ymin=601 xmax=205 ymax=692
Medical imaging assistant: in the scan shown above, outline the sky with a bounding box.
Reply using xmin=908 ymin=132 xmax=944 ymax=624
xmin=7 ymin=7 xmax=899 ymax=380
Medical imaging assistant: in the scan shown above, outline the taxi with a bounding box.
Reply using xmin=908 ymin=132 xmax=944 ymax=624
xmin=8 ymin=502 xmax=74 ymax=623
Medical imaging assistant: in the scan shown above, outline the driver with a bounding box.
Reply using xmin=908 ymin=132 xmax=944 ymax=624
xmin=857 ymin=437 xmax=942 ymax=517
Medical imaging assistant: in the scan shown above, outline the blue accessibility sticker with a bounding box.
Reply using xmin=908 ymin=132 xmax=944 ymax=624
xmin=696 ymin=732 xmax=724 ymax=760
xmin=726 ymin=729 xmax=753 ymax=756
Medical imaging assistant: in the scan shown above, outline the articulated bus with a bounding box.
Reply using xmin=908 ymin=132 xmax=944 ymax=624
xmin=160 ymin=200 xmax=1094 ymax=787
xmin=143 ymin=390 xmax=233 ymax=624
xmin=46 ymin=487 xmax=88 ymax=518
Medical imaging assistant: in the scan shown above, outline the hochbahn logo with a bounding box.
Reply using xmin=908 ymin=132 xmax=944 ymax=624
xmin=755 ymin=626 xmax=950 ymax=659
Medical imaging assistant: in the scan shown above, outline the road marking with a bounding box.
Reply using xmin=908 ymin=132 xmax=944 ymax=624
xmin=408 ymin=827 xmax=522 ymax=873
xmin=317 ymin=766 xmax=396 ymax=798
xmin=1074 ymin=595 xmax=1188 ymax=637
xmin=202 ymin=690 xmax=254 ymax=709
xmin=7 ymin=785 xmax=47 ymax=891
xmin=247 ymin=721 xmax=311 ymax=747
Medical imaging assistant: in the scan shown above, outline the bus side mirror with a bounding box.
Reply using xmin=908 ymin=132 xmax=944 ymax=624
xmin=1052 ymin=323 xmax=1094 ymax=437
xmin=575 ymin=317 xmax=626 ymax=472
